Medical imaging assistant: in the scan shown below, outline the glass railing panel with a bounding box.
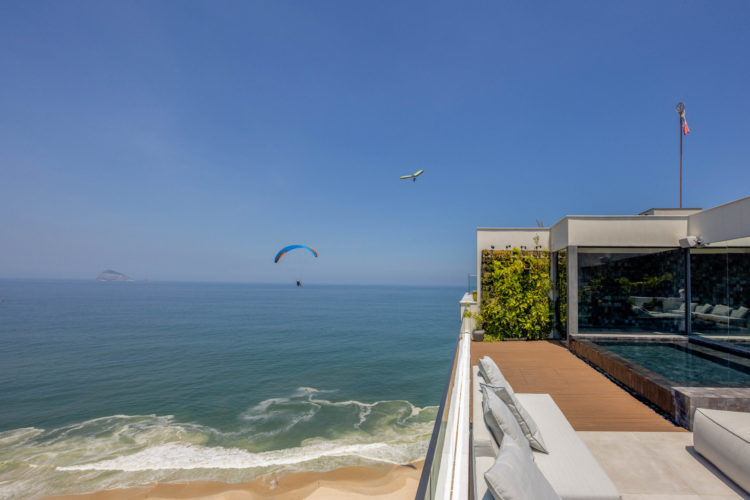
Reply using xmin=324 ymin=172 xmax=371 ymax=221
xmin=415 ymin=337 xmax=460 ymax=500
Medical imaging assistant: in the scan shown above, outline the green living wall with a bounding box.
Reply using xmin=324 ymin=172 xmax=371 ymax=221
xmin=481 ymin=248 xmax=552 ymax=340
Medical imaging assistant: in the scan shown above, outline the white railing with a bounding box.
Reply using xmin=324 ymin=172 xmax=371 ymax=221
xmin=415 ymin=301 xmax=474 ymax=500
xmin=433 ymin=321 xmax=471 ymax=499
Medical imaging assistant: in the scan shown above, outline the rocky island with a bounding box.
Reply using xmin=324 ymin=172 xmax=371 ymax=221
xmin=96 ymin=270 xmax=134 ymax=282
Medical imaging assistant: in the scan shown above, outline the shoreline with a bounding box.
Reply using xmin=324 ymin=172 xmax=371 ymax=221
xmin=42 ymin=461 xmax=424 ymax=500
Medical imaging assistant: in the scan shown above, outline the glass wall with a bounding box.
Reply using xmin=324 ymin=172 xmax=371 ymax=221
xmin=690 ymin=241 xmax=750 ymax=338
xmin=578 ymin=248 xmax=686 ymax=333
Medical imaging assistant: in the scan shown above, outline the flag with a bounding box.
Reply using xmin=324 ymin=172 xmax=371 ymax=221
xmin=680 ymin=110 xmax=690 ymax=135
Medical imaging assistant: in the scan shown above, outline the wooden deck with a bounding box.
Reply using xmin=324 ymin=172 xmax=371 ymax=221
xmin=472 ymin=340 xmax=685 ymax=432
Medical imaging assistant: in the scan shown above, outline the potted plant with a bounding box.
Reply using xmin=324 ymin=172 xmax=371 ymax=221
xmin=463 ymin=309 xmax=485 ymax=342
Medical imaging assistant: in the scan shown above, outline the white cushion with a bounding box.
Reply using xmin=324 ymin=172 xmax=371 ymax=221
xmin=731 ymin=306 xmax=749 ymax=319
xmin=517 ymin=394 xmax=621 ymax=500
xmin=473 ymin=366 xmax=499 ymax=455
xmin=694 ymin=407 xmax=750 ymax=494
xmin=473 ymin=366 xmax=501 ymax=500
xmin=695 ymin=303 xmax=713 ymax=314
xmin=479 ymin=356 xmax=508 ymax=386
xmin=473 ymin=367 xmax=621 ymax=500
xmin=481 ymin=383 xmax=533 ymax=457
xmin=712 ymin=304 xmax=732 ymax=317
xmin=474 ymin=454 xmax=497 ymax=500
xmin=484 ymin=439 xmax=561 ymax=500
xmin=482 ymin=382 xmax=549 ymax=453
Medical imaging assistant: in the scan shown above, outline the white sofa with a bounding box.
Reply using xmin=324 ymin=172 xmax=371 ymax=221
xmin=472 ymin=366 xmax=621 ymax=500
xmin=629 ymin=297 xmax=750 ymax=328
xmin=693 ymin=407 xmax=750 ymax=494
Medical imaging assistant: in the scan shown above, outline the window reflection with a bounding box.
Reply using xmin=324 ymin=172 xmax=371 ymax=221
xmin=578 ymin=248 xmax=686 ymax=333
xmin=691 ymin=245 xmax=750 ymax=338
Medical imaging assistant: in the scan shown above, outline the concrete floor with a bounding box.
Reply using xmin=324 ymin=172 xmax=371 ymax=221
xmin=579 ymin=431 xmax=749 ymax=499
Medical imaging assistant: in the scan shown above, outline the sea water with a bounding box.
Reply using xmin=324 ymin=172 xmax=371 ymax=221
xmin=0 ymin=280 xmax=460 ymax=499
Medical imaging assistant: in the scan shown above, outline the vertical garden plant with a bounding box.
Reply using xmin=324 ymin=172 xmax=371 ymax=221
xmin=481 ymin=248 xmax=552 ymax=340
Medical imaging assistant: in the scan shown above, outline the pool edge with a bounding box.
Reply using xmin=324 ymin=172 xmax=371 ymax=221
xmin=569 ymin=338 xmax=677 ymax=419
xmin=570 ymin=337 xmax=750 ymax=429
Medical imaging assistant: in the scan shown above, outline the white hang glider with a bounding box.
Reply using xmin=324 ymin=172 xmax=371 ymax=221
xmin=399 ymin=169 xmax=424 ymax=182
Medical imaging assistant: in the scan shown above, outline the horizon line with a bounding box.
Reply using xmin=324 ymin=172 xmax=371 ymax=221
xmin=0 ymin=277 xmax=466 ymax=288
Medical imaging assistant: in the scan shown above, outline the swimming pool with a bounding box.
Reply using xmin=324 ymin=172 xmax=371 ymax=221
xmin=570 ymin=338 xmax=750 ymax=429
xmin=593 ymin=340 xmax=750 ymax=387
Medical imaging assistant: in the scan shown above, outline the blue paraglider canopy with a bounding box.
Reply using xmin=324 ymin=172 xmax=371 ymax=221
xmin=274 ymin=245 xmax=318 ymax=263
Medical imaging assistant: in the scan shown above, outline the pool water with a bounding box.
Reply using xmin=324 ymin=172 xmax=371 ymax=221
xmin=594 ymin=341 xmax=750 ymax=387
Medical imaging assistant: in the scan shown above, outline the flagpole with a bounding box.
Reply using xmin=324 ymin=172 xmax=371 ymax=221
xmin=676 ymin=102 xmax=685 ymax=208
xmin=680 ymin=111 xmax=683 ymax=208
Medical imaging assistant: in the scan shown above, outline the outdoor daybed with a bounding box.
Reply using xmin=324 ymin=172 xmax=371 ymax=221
xmin=630 ymin=296 xmax=750 ymax=329
xmin=694 ymin=407 xmax=750 ymax=494
xmin=692 ymin=304 xmax=750 ymax=329
xmin=472 ymin=363 xmax=621 ymax=500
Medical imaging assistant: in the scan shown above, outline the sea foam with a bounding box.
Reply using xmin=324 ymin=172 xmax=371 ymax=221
xmin=58 ymin=439 xmax=412 ymax=471
xmin=0 ymin=392 xmax=437 ymax=500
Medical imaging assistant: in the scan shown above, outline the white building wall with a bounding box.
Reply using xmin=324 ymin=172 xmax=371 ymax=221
xmin=566 ymin=217 xmax=688 ymax=247
xmin=549 ymin=219 xmax=569 ymax=252
xmin=688 ymin=196 xmax=750 ymax=244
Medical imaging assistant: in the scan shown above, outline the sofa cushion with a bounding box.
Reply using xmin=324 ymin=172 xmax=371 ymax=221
xmin=712 ymin=304 xmax=732 ymax=317
xmin=730 ymin=306 xmax=749 ymax=320
xmin=481 ymin=383 xmax=533 ymax=457
xmin=662 ymin=297 xmax=681 ymax=312
xmin=482 ymin=383 xmax=548 ymax=453
xmin=475 ymin=454 xmax=497 ymax=500
xmin=473 ymin=368 xmax=621 ymax=500
xmin=672 ymin=302 xmax=698 ymax=313
xmin=484 ymin=439 xmax=561 ymax=500
xmin=479 ymin=356 xmax=507 ymax=386
xmin=473 ymin=367 xmax=499 ymax=457
xmin=517 ymin=394 xmax=621 ymax=500
xmin=695 ymin=303 xmax=713 ymax=314
xmin=693 ymin=408 xmax=750 ymax=494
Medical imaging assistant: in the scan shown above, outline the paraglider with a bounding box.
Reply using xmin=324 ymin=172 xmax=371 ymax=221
xmin=274 ymin=245 xmax=318 ymax=286
xmin=399 ymin=169 xmax=424 ymax=182
xmin=274 ymin=245 xmax=318 ymax=263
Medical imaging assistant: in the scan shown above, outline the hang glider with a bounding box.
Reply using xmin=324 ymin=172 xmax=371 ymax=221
xmin=399 ymin=169 xmax=424 ymax=182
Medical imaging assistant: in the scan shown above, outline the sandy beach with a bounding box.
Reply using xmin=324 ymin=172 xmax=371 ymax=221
xmin=42 ymin=462 xmax=423 ymax=500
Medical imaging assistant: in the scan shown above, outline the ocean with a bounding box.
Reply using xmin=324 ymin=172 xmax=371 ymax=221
xmin=0 ymin=280 xmax=460 ymax=499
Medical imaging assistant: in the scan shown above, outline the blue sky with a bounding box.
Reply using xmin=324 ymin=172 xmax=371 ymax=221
xmin=1 ymin=1 xmax=749 ymax=285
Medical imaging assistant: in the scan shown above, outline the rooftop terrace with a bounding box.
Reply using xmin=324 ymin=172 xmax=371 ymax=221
xmin=467 ymin=341 xmax=746 ymax=499
xmin=470 ymin=340 xmax=682 ymax=432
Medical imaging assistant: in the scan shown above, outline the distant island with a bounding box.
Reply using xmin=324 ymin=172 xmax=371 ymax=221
xmin=97 ymin=270 xmax=134 ymax=282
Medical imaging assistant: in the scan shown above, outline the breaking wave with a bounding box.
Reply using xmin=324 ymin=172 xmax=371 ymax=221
xmin=0 ymin=388 xmax=437 ymax=499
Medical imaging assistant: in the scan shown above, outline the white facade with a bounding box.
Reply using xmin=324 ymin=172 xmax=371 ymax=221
xmin=688 ymin=196 xmax=750 ymax=245
xmin=475 ymin=196 xmax=750 ymax=337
